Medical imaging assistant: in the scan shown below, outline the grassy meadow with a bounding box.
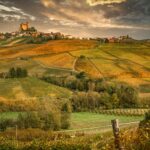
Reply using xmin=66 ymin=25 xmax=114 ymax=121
xmin=0 ymin=112 xmax=143 ymax=130
xmin=71 ymin=112 xmax=143 ymax=129
xmin=0 ymin=77 xmax=72 ymax=100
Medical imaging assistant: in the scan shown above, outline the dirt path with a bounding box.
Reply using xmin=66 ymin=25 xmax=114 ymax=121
xmin=32 ymin=59 xmax=78 ymax=73
xmin=72 ymin=57 xmax=78 ymax=72
xmin=6 ymin=39 xmax=23 ymax=46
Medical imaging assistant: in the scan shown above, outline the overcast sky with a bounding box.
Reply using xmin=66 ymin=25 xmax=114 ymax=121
xmin=0 ymin=0 xmax=150 ymax=39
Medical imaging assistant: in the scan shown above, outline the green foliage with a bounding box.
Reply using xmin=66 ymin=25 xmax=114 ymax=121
xmin=61 ymin=102 xmax=71 ymax=129
xmin=8 ymin=67 xmax=16 ymax=78
xmin=49 ymin=143 xmax=91 ymax=150
xmin=42 ymin=113 xmax=56 ymax=130
xmin=145 ymin=110 xmax=150 ymax=120
xmin=29 ymin=27 xmax=37 ymax=32
xmin=0 ymin=118 xmax=15 ymax=131
xmin=0 ymin=138 xmax=91 ymax=150
xmin=8 ymin=67 xmax=28 ymax=78
xmin=71 ymin=84 xmax=138 ymax=112
xmin=16 ymin=111 xmax=67 ymax=131
xmin=79 ymin=55 xmax=86 ymax=59
xmin=0 ymin=101 xmax=71 ymax=131
xmin=43 ymin=75 xmax=139 ymax=110
xmin=117 ymin=83 xmax=139 ymax=108
xmin=76 ymin=72 xmax=86 ymax=79
xmin=17 ymin=112 xmax=40 ymax=129
xmin=139 ymin=110 xmax=150 ymax=130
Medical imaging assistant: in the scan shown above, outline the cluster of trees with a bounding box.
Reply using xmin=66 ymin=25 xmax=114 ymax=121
xmin=71 ymin=84 xmax=138 ymax=112
xmin=42 ymin=72 xmax=95 ymax=91
xmin=71 ymin=92 xmax=118 ymax=111
xmin=9 ymin=67 xmax=28 ymax=78
xmin=42 ymin=73 xmax=139 ymax=110
xmin=26 ymin=36 xmax=49 ymax=44
xmin=0 ymin=67 xmax=28 ymax=78
xmin=0 ymin=101 xmax=71 ymax=131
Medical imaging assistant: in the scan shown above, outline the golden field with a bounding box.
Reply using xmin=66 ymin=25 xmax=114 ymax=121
xmin=0 ymin=40 xmax=150 ymax=99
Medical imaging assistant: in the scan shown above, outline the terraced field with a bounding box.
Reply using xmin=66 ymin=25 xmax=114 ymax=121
xmin=0 ymin=40 xmax=150 ymax=100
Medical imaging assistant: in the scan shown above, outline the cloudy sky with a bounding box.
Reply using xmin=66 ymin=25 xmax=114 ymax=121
xmin=0 ymin=0 xmax=150 ymax=39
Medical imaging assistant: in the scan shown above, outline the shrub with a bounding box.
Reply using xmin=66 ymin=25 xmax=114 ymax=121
xmin=17 ymin=112 xmax=41 ymax=129
xmin=117 ymin=83 xmax=139 ymax=108
xmin=76 ymin=72 xmax=86 ymax=79
xmin=8 ymin=67 xmax=28 ymax=78
xmin=139 ymin=110 xmax=150 ymax=130
xmin=0 ymin=118 xmax=15 ymax=131
xmin=61 ymin=102 xmax=71 ymax=129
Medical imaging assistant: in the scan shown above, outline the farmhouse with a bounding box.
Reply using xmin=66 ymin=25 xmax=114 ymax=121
xmin=108 ymin=37 xmax=119 ymax=43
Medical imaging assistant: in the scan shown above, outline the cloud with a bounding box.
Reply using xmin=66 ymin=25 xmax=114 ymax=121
xmin=0 ymin=4 xmax=36 ymax=21
xmin=40 ymin=0 xmax=149 ymax=30
xmin=0 ymin=0 xmax=149 ymax=39
xmin=86 ymin=0 xmax=126 ymax=6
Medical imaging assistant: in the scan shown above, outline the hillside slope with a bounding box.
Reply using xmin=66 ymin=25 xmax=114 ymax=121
xmin=0 ymin=77 xmax=72 ymax=101
xmin=0 ymin=40 xmax=150 ymax=101
xmin=0 ymin=40 xmax=98 ymax=59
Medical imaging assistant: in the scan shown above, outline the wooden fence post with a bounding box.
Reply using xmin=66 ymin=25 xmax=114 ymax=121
xmin=15 ymin=125 xmax=18 ymax=147
xmin=111 ymin=119 xmax=124 ymax=150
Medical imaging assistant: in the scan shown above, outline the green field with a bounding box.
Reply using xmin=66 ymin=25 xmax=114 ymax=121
xmin=0 ymin=77 xmax=72 ymax=100
xmin=0 ymin=112 xmax=143 ymax=130
xmin=0 ymin=112 xmax=23 ymax=120
xmin=71 ymin=112 xmax=143 ymax=129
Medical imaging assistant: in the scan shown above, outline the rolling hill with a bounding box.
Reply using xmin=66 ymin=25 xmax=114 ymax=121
xmin=0 ymin=77 xmax=72 ymax=101
xmin=0 ymin=77 xmax=72 ymax=112
xmin=0 ymin=39 xmax=98 ymax=59
xmin=0 ymin=39 xmax=150 ymax=101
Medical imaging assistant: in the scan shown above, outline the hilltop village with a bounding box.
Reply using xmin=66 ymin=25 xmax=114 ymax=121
xmin=0 ymin=22 xmax=67 ymax=43
xmin=0 ymin=22 xmax=135 ymax=43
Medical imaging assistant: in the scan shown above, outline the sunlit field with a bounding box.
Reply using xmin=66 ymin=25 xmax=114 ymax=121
xmin=0 ymin=41 xmax=150 ymax=101
xmin=0 ymin=40 xmax=98 ymax=59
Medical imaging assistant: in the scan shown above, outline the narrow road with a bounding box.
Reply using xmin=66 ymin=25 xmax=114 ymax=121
xmin=56 ymin=121 xmax=140 ymax=135
xmin=72 ymin=57 xmax=78 ymax=72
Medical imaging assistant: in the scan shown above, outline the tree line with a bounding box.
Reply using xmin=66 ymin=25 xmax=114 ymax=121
xmin=0 ymin=67 xmax=28 ymax=78
xmin=42 ymin=72 xmax=139 ymax=111
xmin=0 ymin=101 xmax=71 ymax=131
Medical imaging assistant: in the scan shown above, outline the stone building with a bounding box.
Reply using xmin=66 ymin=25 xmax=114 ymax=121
xmin=20 ymin=22 xmax=29 ymax=31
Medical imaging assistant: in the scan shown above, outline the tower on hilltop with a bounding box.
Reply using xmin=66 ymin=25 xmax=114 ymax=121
xmin=20 ymin=22 xmax=29 ymax=32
